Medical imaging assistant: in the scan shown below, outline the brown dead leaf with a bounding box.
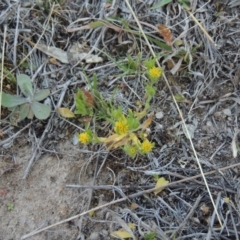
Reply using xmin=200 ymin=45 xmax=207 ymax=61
xmin=141 ymin=114 xmax=153 ymax=130
xmin=81 ymin=88 xmax=95 ymax=107
xmin=157 ymin=24 xmax=173 ymax=46
xmin=130 ymin=203 xmax=139 ymax=210
xmin=0 ymin=189 xmax=7 ymax=196
xmin=49 ymin=58 xmax=60 ymax=66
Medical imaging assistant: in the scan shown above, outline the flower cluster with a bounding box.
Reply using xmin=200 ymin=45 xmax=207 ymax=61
xmin=76 ymin=58 xmax=162 ymax=158
xmin=114 ymin=121 xmax=128 ymax=135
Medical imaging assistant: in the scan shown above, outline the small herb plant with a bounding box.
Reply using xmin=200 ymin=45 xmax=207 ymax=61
xmin=7 ymin=203 xmax=14 ymax=211
xmin=0 ymin=74 xmax=51 ymax=123
xmin=75 ymin=58 xmax=162 ymax=157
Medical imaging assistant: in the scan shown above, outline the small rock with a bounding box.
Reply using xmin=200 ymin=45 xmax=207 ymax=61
xmin=89 ymin=232 xmax=99 ymax=240
xmin=100 ymin=229 xmax=108 ymax=237
xmin=223 ymin=108 xmax=231 ymax=116
xmin=155 ymin=111 xmax=164 ymax=119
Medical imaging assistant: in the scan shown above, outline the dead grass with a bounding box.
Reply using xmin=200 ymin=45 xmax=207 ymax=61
xmin=1 ymin=0 xmax=240 ymax=239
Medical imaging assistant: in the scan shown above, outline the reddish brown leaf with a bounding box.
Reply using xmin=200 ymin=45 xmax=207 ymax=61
xmin=81 ymin=88 xmax=95 ymax=107
xmin=49 ymin=57 xmax=60 ymax=66
xmin=157 ymin=24 xmax=173 ymax=46
xmin=0 ymin=189 xmax=7 ymax=196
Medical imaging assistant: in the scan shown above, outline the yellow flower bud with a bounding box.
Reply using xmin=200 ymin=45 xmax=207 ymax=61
xmin=79 ymin=132 xmax=91 ymax=144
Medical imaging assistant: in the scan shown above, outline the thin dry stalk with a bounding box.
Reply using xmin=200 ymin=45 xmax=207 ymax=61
xmin=186 ymin=10 xmax=216 ymax=47
xmin=123 ymin=0 xmax=223 ymax=228
xmin=0 ymin=25 xmax=7 ymax=120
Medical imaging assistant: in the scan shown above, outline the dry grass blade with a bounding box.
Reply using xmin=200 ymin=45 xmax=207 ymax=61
xmin=123 ymin=0 xmax=223 ymax=228
xmin=186 ymin=10 xmax=216 ymax=47
xmin=0 ymin=25 xmax=7 ymax=120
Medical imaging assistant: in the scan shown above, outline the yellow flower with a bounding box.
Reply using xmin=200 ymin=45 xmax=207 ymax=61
xmin=129 ymin=147 xmax=137 ymax=155
xmin=124 ymin=145 xmax=137 ymax=158
xmin=141 ymin=139 xmax=154 ymax=153
xmin=148 ymin=67 xmax=162 ymax=79
xmin=79 ymin=132 xmax=91 ymax=144
xmin=114 ymin=121 xmax=128 ymax=135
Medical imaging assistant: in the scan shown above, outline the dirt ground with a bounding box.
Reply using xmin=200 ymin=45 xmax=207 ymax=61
xmin=1 ymin=0 xmax=240 ymax=240
xmin=1 ymin=139 xmax=124 ymax=240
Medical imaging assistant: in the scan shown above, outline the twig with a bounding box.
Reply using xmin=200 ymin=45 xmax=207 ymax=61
xmin=21 ymin=161 xmax=240 ymax=239
xmin=66 ymin=184 xmax=127 ymax=198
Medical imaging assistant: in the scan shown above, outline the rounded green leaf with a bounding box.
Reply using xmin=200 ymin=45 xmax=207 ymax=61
xmin=17 ymin=74 xmax=33 ymax=97
xmin=1 ymin=92 xmax=28 ymax=107
xmin=33 ymin=89 xmax=50 ymax=101
xmin=19 ymin=103 xmax=30 ymax=120
xmin=31 ymin=101 xmax=51 ymax=120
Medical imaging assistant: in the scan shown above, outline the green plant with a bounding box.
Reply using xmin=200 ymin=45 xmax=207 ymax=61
xmin=0 ymin=74 xmax=51 ymax=123
xmin=74 ymin=58 xmax=163 ymax=157
xmin=7 ymin=203 xmax=14 ymax=211
xmin=144 ymin=232 xmax=157 ymax=240
xmin=151 ymin=0 xmax=191 ymax=9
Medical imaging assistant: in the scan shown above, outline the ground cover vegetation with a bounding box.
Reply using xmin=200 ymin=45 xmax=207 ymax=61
xmin=1 ymin=0 xmax=240 ymax=239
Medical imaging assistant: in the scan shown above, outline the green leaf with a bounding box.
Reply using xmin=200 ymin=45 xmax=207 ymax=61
xmin=17 ymin=74 xmax=33 ymax=97
xmin=19 ymin=103 xmax=30 ymax=120
xmin=151 ymin=0 xmax=173 ymax=9
xmin=27 ymin=108 xmax=34 ymax=119
xmin=31 ymin=101 xmax=51 ymax=120
xmin=144 ymin=232 xmax=157 ymax=240
xmin=147 ymin=35 xmax=172 ymax=51
xmin=89 ymin=21 xmax=104 ymax=28
xmin=9 ymin=106 xmax=20 ymax=125
xmin=177 ymin=0 xmax=191 ymax=10
xmin=174 ymin=94 xmax=186 ymax=101
xmin=0 ymin=92 xmax=28 ymax=107
xmin=33 ymin=89 xmax=50 ymax=101
xmin=7 ymin=203 xmax=14 ymax=211
xmin=152 ymin=174 xmax=159 ymax=181
xmin=0 ymin=63 xmax=16 ymax=84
